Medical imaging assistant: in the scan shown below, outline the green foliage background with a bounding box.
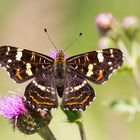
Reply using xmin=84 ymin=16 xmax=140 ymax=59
xmin=0 ymin=0 xmax=140 ymax=140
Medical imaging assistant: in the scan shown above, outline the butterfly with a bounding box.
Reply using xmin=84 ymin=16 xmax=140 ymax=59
xmin=0 ymin=46 xmax=123 ymax=111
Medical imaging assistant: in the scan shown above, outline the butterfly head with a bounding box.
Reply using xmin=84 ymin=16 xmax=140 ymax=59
xmin=55 ymin=49 xmax=65 ymax=62
xmin=57 ymin=49 xmax=64 ymax=56
xmin=50 ymin=48 xmax=68 ymax=61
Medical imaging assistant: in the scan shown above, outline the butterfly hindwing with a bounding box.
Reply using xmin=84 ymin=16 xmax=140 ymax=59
xmin=66 ymin=48 xmax=123 ymax=84
xmin=62 ymin=71 xmax=95 ymax=111
xmin=0 ymin=46 xmax=54 ymax=83
xmin=24 ymin=72 xmax=58 ymax=110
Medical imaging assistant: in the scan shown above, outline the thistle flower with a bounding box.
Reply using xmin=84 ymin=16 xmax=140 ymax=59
xmin=0 ymin=95 xmax=52 ymax=135
xmin=96 ymin=12 xmax=115 ymax=35
xmin=0 ymin=95 xmax=25 ymax=119
xmin=122 ymin=16 xmax=140 ymax=39
xmin=16 ymin=104 xmax=52 ymax=135
xmin=49 ymin=48 xmax=58 ymax=59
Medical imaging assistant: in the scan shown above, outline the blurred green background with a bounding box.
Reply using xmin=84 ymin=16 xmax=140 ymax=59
xmin=0 ymin=0 xmax=140 ymax=140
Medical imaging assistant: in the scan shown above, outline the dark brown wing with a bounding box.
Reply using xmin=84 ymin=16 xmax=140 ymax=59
xmin=24 ymin=72 xmax=58 ymax=111
xmin=62 ymin=72 xmax=95 ymax=111
xmin=66 ymin=48 xmax=123 ymax=84
xmin=0 ymin=46 xmax=54 ymax=83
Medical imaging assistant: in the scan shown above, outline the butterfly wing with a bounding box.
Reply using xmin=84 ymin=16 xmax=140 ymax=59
xmin=0 ymin=46 xmax=54 ymax=83
xmin=62 ymin=71 xmax=95 ymax=111
xmin=24 ymin=72 xmax=58 ymax=110
xmin=66 ymin=48 xmax=123 ymax=84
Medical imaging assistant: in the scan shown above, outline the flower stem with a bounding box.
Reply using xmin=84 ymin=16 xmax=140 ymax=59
xmin=76 ymin=120 xmax=87 ymax=140
xmin=61 ymin=107 xmax=87 ymax=140
xmin=117 ymin=39 xmax=140 ymax=96
xmin=38 ymin=126 xmax=56 ymax=140
xmin=131 ymin=40 xmax=140 ymax=93
xmin=132 ymin=66 xmax=140 ymax=94
xmin=117 ymin=40 xmax=132 ymax=65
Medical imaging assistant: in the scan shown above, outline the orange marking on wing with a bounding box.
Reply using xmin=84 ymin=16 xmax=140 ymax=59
xmin=16 ymin=70 xmax=23 ymax=80
xmin=30 ymin=95 xmax=54 ymax=106
xmin=70 ymin=91 xmax=85 ymax=100
xmin=66 ymin=95 xmax=90 ymax=106
xmin=37 ymin=93 xmax=49 ymax=100
xmin=97 ymin=69 xmax=105 ymax=81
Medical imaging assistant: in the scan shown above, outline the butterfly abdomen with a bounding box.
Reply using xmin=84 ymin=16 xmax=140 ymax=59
xmin=57 ymin=86 xmax=64 ymax=97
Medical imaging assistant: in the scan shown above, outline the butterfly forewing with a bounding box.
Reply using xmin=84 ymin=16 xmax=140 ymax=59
xmin=0 ymin=46 xmax=54 ymax=83
xmin=66 ymin=48 xmax=123 ymax=84
xmin=24 ymin=72 xmax=58 ymax=110
xmin=62 ymin=72 xmax=95 ymax=111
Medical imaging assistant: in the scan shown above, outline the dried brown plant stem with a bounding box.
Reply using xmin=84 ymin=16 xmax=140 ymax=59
xmin=76 ymin=120 xmax=87 ymax=140
xmin=38 ymin=126 xmax=56 ymax=140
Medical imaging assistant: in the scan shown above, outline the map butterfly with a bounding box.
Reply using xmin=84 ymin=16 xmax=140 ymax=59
xmin=0 ymin=46 xmax=123 ymax=111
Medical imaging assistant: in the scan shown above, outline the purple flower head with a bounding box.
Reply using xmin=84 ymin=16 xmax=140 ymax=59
xmin=0 ymin=95 xmax=25 ymax=119
xmin=49 ymin=48 xmax=68 ymax=59
xmin=122 ymin=16 xmax=139 ymax=28
xmin=122 ymin=16 xmax=139 ymax=39
xmin=49 ymin=48 xmax=58 ymax=59
xmin=96 ymin=13 xmax=115 ymax=34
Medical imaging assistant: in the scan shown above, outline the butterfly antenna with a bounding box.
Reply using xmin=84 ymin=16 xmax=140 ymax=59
xmin=64 ymin=32 xmax=83 ymax=52
xmin=44 ymin=28 xmax=58 ymax=51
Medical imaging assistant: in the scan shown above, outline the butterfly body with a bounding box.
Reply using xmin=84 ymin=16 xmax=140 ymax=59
xmin=54 ymin=50 xmax=66 ymax=97
xmin=0 ymin=46 xmax=123 ymax=111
